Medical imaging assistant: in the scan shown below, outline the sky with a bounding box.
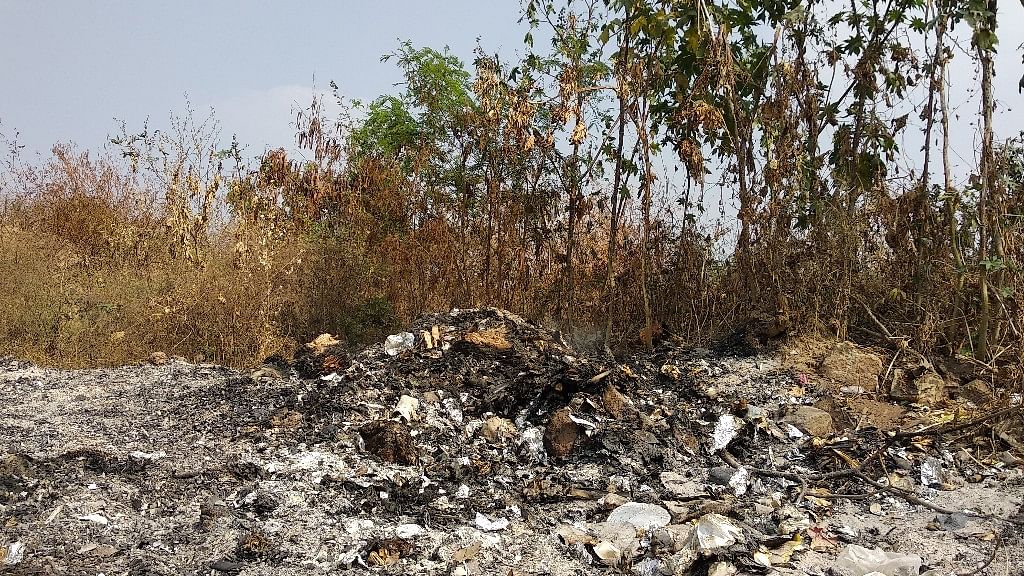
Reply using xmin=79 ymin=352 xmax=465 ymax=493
xmin=1 ymin=0 xmax=1023 ymax=183
xmin=0 ymin=0 xmax=529 ymax=159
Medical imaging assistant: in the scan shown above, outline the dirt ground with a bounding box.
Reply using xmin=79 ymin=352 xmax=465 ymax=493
xmin=1 ymin=309 xmax=1022 ymax=575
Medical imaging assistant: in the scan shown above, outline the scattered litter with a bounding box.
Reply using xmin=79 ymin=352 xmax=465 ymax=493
xmin=78 ymin=542 xmax=117 ymax=557
xmin=693 ymin=513 xmax=743 ymax=551
xmin=77 ymin=514 xmax=109 ymax=525
xmin=727 ymin=466 xmax=748 ymax=496
xmin=706 ymin=560 xmax=738 ymax=576
xmin=453 ymin=540 xmax=482 ymax=562
xmin=606 ymin=502 xmax=671 ymax=529
xmin=474 ymin=512 xmax=509 ymax=532
xmin=1 ymin=308 xmax=1020 ymax=575
xmin=711 ymin=414 xmax=742 ymax=451
xmin=592 ymin=540 xmax=622 ymax=566
xmin=920 ymin=456 xmax=949 ymax=489
xmin=833 ymin=544 xmax=922 ymax=576
xmin=3 ymin=542 xmax=25 ymax=566
xmin=384 ymin=332 xmax=415 ymax=356
xmin=395 ymin=524 xmax=424 ymax=539
xmin=660 ymin=471 xmax=706 ymax=498
xmin=393 ymin=394 xmax=419 ymax=422
xmin=481 ymin=416 xmax=518 ymax=442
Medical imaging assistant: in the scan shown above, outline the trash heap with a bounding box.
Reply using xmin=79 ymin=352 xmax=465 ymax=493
xmin=1 ymin=308 xmax=1022 ymax=575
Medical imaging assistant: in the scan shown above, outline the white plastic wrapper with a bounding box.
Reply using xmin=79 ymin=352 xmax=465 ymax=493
xmin=693 ymin=513 xmax=743 ymax=551
xmin=475 ymin=512 xmax=509 ymax=531
xmin=384 ymin=332 xmax=415 ymax=356
xmin=393 ymin=395 xmax=419 ymax=422
xmin=77 ymin=513 xmax=109 ymax=525
xmin=920 ymin=457 xmax=944 ymax=488
xmin=520 ymin=426 xmax=546 ymax=462
xmin=728 ymin=466 xmax=749 ymax=496
xmin=711 ymin=414 xmax=742 ymax=451
xmin=3 ymin=542 xmax=25 ymax=566
xmin=834 ymin=544 xmax=922 ymax=576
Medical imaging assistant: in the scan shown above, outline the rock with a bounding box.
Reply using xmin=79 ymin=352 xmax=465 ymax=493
xmin=601 ymin=384 xmax=627 ymax=418
xmin=663 ymin=501 xmax=691 ymax=521
xmin=997 ymin=451 xmax=1023 ymax=466
xmin=481 ymin=416 xmax=518 ymax=442
xmin=600 ymin=493 xmax=629 ymax=510
xmin=359 ymin=420 xmax=417 ymax=465
xmin=148 ymin=351 xmax=168 ymax=365
xmin=544 ymin=407 xmax=581 ymax=458
xmin=707 ymin=467 xmax=736 ymax=486
xmin=820 ymin=341 xmax=882 ymax=391
xmin=890 ymin=370 xmax=946 ymax=405
xmin=958 ymin=379 xmax=994 ymax=406
xmin=660 ymin=471 xmax=707 ymax=498
xmin=209 ymin=559 xmax=242 ymax=574
xmin=782 ymin=406 xmax=834 ymax=437
xmin=606 ymin=502 xmax=671 ymax=529
xmin=591 ymin=521 xmax=642 ymax=561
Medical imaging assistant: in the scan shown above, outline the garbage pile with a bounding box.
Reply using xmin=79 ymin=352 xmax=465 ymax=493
xmin=1 ymin=308 xmax=1022 ymax=575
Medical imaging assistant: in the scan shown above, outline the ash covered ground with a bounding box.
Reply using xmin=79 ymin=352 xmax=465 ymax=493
xmin=1 ymin=309 xmax=1022 ymax=575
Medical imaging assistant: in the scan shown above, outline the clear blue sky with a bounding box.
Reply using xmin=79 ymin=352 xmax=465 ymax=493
xmin=1 ymin=0 xmax=1022 ymax=184
xmin=0 ymin=0 xmax=529 ymax=158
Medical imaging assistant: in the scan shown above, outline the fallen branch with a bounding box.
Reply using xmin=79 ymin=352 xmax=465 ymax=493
xmin=893 ymin=405 xmax=1022 ymax=439
xmin=717 ymin=449 xmax=1024 ymax=526
xmin=855 ymin=298 xmax=933 ymax=370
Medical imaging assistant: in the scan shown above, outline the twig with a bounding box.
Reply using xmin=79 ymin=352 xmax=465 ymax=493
xmin=856 ymin=298 xmax=933 ymax=370
xmin=852 ymin=470 xmax=1023 ymax=525
xmin=718 ymin=446 xmax=1024 ymax=526
xmin=893 ymin=405 xmax=1022 ymax=439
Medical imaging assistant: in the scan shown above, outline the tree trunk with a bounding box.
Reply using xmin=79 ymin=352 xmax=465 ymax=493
xmin=976 ymin=14 xmax=996 ymax=360
xmin=603 ymin=11 xmax=631 ymax=352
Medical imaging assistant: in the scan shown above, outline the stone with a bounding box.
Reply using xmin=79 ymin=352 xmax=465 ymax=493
xmin=781 ymin=406 xmax=834 ymax=437
xmin=600 ymin=493 xmax=629 ymax=510
xmin=707 ymin=467 xmax=736 ymax=486
xmin=544 ymin=407 xmax=581 ymax=458
xmin=890 ymin=371 xmax=946 ymax=405
xmin=820 ymin=341 xmax=882 ymax=392
xmin=660 ymin=471 xmax=707 ymax=498
xmin=662 ymin=501 xmax=691 ymax=521
xmin=602 ymin=384 xmax=627 ymax=419
xmin=480 ymin=416 xmax=518 ymax=442
xmin=958 ymin=379 xmax=994 ymax=406
xmin=359 ymin=420 xmax=418 ymax=465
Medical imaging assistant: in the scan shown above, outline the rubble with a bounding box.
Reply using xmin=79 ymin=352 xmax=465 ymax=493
xmin=891 ymin=370 xmax=948 ymax=405
xmin=820 ymin=341 xmax=883 ymax=392
xmin=0 ymin=308 xmax=1022 ymax=575
xmin=782 ymin=405 xmax=835 ymax=437
xmin=959 ymin=378 xmax=995 ymax=406
xmin=544 ymin=406 xmax=581 ymax=458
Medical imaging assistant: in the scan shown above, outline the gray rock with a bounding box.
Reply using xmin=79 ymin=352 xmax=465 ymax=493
xmin=782 ymin=405 xmax=834 ymax=437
